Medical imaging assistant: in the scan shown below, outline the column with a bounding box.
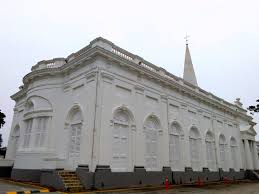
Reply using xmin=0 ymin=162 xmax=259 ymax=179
xmin=252 ymin=141 xmax=259 ymax=170
xmin=161 ymin=95 xmax=169 ymax=168
xmin=198 ymin=110 xmax=206 ymax=170
xmin=244 ymin=139 xmax=253 ymax=170
xmin=29 ymin=117 xmax=38 ymax=149
xmin=181 ymin=104 xmax=191 ymax=169
xmin=240 ymin=140 xmax=246 ymax=170
xmin=211 ymin=115 xmax=219 ymax=170
xmin=134 ymin=85 xmax=145 ymax=168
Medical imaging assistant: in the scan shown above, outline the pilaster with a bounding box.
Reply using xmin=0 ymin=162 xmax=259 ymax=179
xmin=181 ymin=104 xmax=191 ymax=168
xmin=252 ymin=141 xmax=259 ymax=170
xmin=244 ymin=139 xmax=253 ymax=170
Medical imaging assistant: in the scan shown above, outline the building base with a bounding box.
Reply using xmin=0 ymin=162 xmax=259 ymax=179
xmin=0 ymin=159 xmax=14 ymax=178
xmin=40 ymin=169 xmax=65 ymax=190
xmin=11 ymin=166 xmax=248 ymax=190
xmin=11 ymin=168 xmax=41 ymax=182
xmin=0 ymin=166 xmax=12 ymax=177
xmin=172 ymin=168 xmax=245 ymax=184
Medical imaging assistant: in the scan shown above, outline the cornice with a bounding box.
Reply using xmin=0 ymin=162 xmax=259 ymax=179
xmin=91 ymin=47 xmax=252 ymax=121
xmin=12 ymin=38 xmax=253 ymax=123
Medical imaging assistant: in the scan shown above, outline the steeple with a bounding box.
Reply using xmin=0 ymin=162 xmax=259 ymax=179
xmin=183 ymin=42 xmax=198 ymax=86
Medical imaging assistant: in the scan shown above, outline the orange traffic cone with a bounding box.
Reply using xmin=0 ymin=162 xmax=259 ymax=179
xmin=165 ymin=177 xmax=169 ymax=191
xmin=197 ymin=177 xmax=204 ymax=186
xmin=223 ymin=177 xmax=229 ymax=184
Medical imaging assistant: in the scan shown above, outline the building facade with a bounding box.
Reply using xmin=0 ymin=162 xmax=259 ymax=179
xmin=5 ymin=37 xmax=259 ymax=188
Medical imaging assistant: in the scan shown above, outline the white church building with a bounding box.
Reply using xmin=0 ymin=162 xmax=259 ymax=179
xmin=4 ymin=37 xmax=259 ymax=189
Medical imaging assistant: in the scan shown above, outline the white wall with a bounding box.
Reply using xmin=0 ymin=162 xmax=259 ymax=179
xmin=7 ymin=54 xmax=251 ymax=172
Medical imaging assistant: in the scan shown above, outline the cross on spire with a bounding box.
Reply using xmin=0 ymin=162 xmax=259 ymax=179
xmin=184 ymin=33 xmax=190 ymax=45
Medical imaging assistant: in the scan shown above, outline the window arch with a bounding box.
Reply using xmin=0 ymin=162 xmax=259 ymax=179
xmin=169 ymin=122 xmax=183 ymax=170
xmin=219 ymin=134 xmax=227 ymax=170
xmin=12 ymin=125 xmax=20 ymax=151
xmin=112 ymin=108 xmax=133 ymax=171
xmin=205 ymin=131 xmax=217 ymax=171
xmin=189 ymin=126 xmax=201 ymax=171
xmin=230 ymin=137 xmax=238 ymax=170
xmin=25 ymin=100 xmax=34 ymax=112
xmin=23 ymin=119 xmax=33 ymax=148
xmin=66 ymin=106 xmax=83 ymax=155
xmin=144 ymin=115 xmax=161 ymax=170
xmin=23 ymin=96 xmax=52 ymax=149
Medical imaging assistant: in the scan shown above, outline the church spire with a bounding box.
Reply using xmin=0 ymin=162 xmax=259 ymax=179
xmin=183 ymin=37 xmax=198 ymax=86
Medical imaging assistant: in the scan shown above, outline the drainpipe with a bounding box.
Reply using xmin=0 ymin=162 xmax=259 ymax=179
xmin=90 ymin=67 xmax=100 ymax=172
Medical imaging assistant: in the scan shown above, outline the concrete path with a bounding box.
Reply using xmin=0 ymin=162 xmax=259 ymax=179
xmin=132 ymin=182 xmax=259 ymax=194
xmin=81 ymin=182 xmax=259 ymax=194
xmin=0 ymin=179 xmax=42 ymax=193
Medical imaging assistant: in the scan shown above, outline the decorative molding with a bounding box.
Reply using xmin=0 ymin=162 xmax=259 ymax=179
xmin=131 ymin=125 xmax=136 ymax=131
xmin=12 ymin=38 xmax=253 ymax=124
xmin=101 ymin=72 xmax=114 ymax=83
xmin=23 ymin=109 xmax=53 ymax=118
xmin=134 ymin=85 xmax=144 ymax=93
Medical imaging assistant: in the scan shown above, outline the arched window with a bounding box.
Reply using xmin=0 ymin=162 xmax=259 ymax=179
xmin=25 ymin=100 xmax=34 ymax=112
xmin=230 ymin=137 xmax=238 ymax=170
xmin=34 ymin=117 xmax=49 ymax=148
xmin=205 ymin=131 xmax=217 ymax=171
xmin=169 ymin=122 xmax=183 ymax=170
xmin=219 ymin=134 xmax=227 ymax=170
xmin=112 ymin=109 xmax=131 ymax=171
xmin=65 ymin=106 xmax=84 ymax=170
xmin=12 ymin=125 xmax=20 ymax=151
xmin=23 ymin=96 xmax=52 ymax=149
xmin=68 ymin=108 xmax=83 ymax=154
xmin=23 ymin=119 xmax=33 ymax=148
xmin=189 ymin=127 xmax=201 ymax=171
xmin=144 ymin=115 xmax=160 ymax=170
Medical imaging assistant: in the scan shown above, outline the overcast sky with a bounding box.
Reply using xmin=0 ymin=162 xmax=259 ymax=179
xmin=0 ymin=0 xmax=259 ymax=146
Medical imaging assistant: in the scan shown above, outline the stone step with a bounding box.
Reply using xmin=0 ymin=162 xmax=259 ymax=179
xmin=61 ymin=177 xmax=78 ymax=181
xmin=66 ymin=186 xmax=84 ymax=192
xmin=59 ymin=172 xmax=77 ymax=176
xmin=58 ymin=171 xmax=77 ymax=175
xmin=65 ymin=183 xmax=82 ymax=187
xmin=59 ymin=172 xmax=76 ymax=175
xmin=63 ymin=179 xmax=81 ymax=182
xmin=59 ymin=173 xmax=77 ymax=176
xmin=64 ymin=181 xmax=81 ymax=184
xmin=60 ymin=175 xmax=78 ymax=179
xmin=64 ymin=181 xmax=82 ymax=185
xmin=66 ymin=185 xmax=84 ymax=189
xmin=61 ymin=177 xmax=78 ymax=180
xmin=62 ymin=178 xmax=80 ymax=181
xmin=58 ymin=170 xmax=85 ymax=192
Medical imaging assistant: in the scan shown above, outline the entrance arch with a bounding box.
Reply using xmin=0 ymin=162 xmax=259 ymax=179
xmin=144 ymin=115 xmax=161 ymax=171
xmin=65 ymin=105 xmax=84 ymax=170
xmin=12 ymin=125 xmax=20 ymax=156
xmin=230 ymin=137 xmax=238 ymax=170
xmin=111 ymin=106 xmax=135 ymax=172
xmin=189 ymin=126 xmax=201 ymax=171
xmin=205 ymin=131 xmax=217 ymax=171
xmin=219 ymin=134 xmax=227 ymax=170
xmin=169 ymin=122 xmax=183 ymax=170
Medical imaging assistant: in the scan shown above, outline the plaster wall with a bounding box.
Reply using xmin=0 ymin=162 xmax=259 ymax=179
xmin=6 ymin=44 xmax=253 ymax=174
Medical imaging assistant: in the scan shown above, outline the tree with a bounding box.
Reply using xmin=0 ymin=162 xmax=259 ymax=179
xmin=247 ymin=99 xmax=259 ymax=115
xmin=0 ymin=109 xmax=6 ymax=128
xmin=0 ymin=134 xmax=2 ymax=148
xmin=0 ymin=109 xmax=6 ymax=148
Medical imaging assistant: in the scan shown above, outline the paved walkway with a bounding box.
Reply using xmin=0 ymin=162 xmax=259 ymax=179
xmin=0 ymin=179 xmax=41 ymax=192
xmin=82 ymin=182 xmax=259 ymax=194
xmin=100 ymin=182 xmax=259 ymax=194
xmin=1 ymin=180 xmax=259 ymax=194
